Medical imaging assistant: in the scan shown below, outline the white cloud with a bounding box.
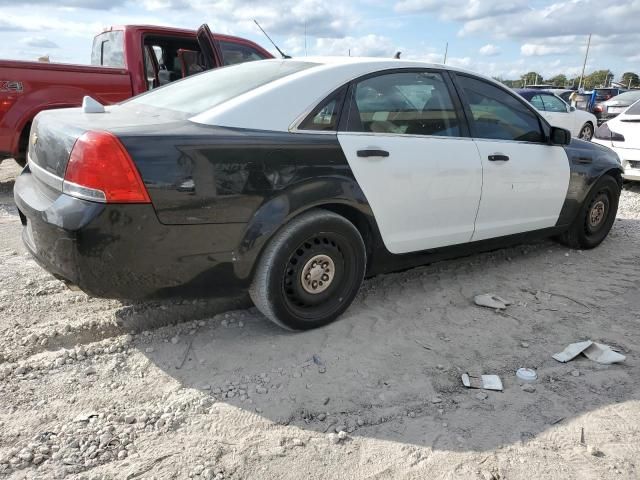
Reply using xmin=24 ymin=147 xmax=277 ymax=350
xmin=520 ymin=43 xmax=570 ymax=56
xmin=315 ymin=34 xmax=397 ymax=57
xmin=21 ymin=36 xmax=60 ymax=49
xmin=479 ymin=44 xmax=499 ymax=56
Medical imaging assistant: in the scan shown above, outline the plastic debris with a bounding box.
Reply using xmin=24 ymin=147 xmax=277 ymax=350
xmin=516 ymin=368 xmax=538 ymax=383
xmin=462 ymin=373 xmax=503 ymax=391
xmin=474 ymin=293 xmax=512 ymax=310
xmin=553 ymin=341 xmax=625 ymax=365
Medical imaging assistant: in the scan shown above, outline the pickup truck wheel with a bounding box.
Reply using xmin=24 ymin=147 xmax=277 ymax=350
xmin=557 ymin=175 xmax=620 ymax=249
xmin=249 ymin=209 xmax=366 ymax=331
xmin=578 ymin=123 xmax=594 ymax=141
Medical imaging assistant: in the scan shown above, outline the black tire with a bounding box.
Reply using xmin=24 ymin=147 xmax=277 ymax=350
xmin=578 ymin=122 xmax=594 ymax=141
xmin=558 ymin=175 xmax=620 ymax=249
xmin=14 ymin=157 xmax=26 ymax=168
xmin=249 ymin=209 xmax=366 ymax=331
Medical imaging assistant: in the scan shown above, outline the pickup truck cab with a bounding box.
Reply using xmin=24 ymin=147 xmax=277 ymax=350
xmin=0 ymin=24 xmax=273 ymax=166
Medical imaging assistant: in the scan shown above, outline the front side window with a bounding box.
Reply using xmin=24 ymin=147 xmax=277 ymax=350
xmin=530 ymin=95 xmax=546 ymax=110
xmin=458 ymin=75 xmax=544 ymax=142
xmin=219 ymin=41 xmax=268 ymax=66
xmin=345 ymin=71 xmax=461 ymax=137
xmin=541 ymin=94 xmax=568 ymax=113
xmin=91 ymin=31 xmax=125 ymax=67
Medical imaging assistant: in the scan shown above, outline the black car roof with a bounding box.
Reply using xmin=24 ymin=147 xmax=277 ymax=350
xmin=515 ymin=89 xmax=560 ymax=99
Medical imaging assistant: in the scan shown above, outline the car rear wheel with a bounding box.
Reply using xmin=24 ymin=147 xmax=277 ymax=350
xmin=557 ymin=175 xmax=620 ymax=249
xmin=249 ymin=209 xmax=366 ymax=331
xmin=579 ymin=123 xmax=594 ymax=141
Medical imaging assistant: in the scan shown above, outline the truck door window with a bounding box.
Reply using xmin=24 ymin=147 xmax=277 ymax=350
xmin=219 ymin=41 xmax=268 ymax=66
xmin=91 ymin=31 xmax=125 ymax=67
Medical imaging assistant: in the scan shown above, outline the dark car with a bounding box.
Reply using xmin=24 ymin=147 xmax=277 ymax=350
xmin=593 ymin=90 xmax=640 ymax=125
xmin=14 ymin=58 xmax=623 ymax=330
xmin=594 ymin=88 xmax=626 ymax=103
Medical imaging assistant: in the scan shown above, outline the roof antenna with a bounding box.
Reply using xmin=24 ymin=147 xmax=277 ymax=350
xmin=394 ymin=51 xmax=401 ymax=59
xmin=254 ymin=20 xmax=291 ymax=59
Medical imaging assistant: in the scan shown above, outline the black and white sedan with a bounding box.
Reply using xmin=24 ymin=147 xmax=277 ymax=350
xmin=15 ymin=58 xmax=623 ymax=330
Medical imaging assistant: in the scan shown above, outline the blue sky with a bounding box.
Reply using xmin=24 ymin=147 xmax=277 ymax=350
xmin=1 ymin=0 xmax=638 ymax=81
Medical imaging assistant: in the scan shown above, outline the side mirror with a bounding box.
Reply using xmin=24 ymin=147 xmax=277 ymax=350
xmin=550 ymin=126 xmax=572 ymax=145
xmin=570 ymin=106 xmax=576 ymax=112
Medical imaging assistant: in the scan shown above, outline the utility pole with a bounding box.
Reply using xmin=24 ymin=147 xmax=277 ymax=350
xmin=578 ymin=34 xmax=591 ymax=90
xmin=443 ymin=42 xmax=448 ymax=64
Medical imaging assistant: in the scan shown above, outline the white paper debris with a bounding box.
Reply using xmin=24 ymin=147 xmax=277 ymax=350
xmin=553 ymin=341 xmax=626 ymax=364
xmin=462 ymin=373 xmax=504 ymax=391
xmin=474 ymin=294 xmax=512 ymax=310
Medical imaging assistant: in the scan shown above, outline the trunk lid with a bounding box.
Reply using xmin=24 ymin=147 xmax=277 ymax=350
xmin=28 ymin=103 xmax=189 ymax=186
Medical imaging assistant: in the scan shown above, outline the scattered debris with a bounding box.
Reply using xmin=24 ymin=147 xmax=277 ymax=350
xmin=553 ymin=341 xmax=626 ymax=364
xmin=474 ymin=293 xmax=512 ymax=310
xmin=516 ymin=368 xmax=537 ymax=383
xmin=462 ymin=373 xmax=503 ymax=391
xmin=521 ymin=384 xmax=536 ymax=393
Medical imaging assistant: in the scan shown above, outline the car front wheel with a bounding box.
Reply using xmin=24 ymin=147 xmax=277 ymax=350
xmin=579 ymin=123 xmax=594 ymax=141
xmin=249 ymin=209 xmax=366 ymax=330
xmin=557 ymin=175 xmax=620 ymax=249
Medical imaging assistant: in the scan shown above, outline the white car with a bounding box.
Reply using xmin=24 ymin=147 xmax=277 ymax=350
xmin=593 ymin=99 xmax=640 ymax=181
xmin=517 ymin=89 xmax=598 ymax=140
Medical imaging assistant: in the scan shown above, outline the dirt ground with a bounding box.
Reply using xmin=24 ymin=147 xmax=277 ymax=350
xmin=1 ymin=159 xmax=639 ymax=480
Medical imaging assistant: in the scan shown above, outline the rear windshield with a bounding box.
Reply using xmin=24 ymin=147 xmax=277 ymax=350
xmin=128 ymin=60 xmax=317 ymax=115
xmin=91 ymin=31 xmax=125 ymax=67
xmin=626 ymin=100 xmax=640 ymax=115
xmin=609 ymin=91 xmax=640 ymax=104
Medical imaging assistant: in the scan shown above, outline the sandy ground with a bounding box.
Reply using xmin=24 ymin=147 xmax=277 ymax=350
xmin=1 ymin=158 xmax=639 ymax=480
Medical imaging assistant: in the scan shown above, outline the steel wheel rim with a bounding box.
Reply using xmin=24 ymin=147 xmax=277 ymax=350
xmin=588 ymin=200 xmax=606 ymax=228
xmin=300 ymin=254 xmax=335 ymax=294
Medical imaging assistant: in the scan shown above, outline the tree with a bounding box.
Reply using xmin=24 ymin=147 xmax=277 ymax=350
xmin=547 ymin=74 xmax=568 ymax=87
xmin=621 ymin=72 xmax=639 ymax=88
xmin=521 ymin=71 xmax=543 ymax=86
xmin=583 ymin=70 xmax=614 ymax=89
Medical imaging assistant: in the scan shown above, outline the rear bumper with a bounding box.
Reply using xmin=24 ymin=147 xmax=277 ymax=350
xmin=592 ymin=143 xmax=640 ymax=182
xmin=14 ymin=170 xmax=252 ymax=299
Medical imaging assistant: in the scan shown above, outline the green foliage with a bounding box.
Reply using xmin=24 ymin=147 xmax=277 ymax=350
xmin=621 ymin=72 xmax=639 ymax=88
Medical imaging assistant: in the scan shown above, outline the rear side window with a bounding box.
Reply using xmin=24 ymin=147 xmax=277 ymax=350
xmin=299 ymin=88 xmax=347 ymax=131
xmin=91 ymin=31 xmax=125 ymax=67
xmin=530 ymin=95 xmax=545 ymax=110
xmin=345 ymin=71 xmax=461 ymax=137
xmin=219 ymin=41 xmax=268 ymax=66
xmin=458 ymin=75 xmax=544 ymax=143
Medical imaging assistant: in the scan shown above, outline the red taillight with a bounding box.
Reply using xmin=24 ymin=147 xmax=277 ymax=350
xmin=593 ymin=104 xmax=603 ymax=113
xmin=64 ymin=131 xmax=150 ymax=203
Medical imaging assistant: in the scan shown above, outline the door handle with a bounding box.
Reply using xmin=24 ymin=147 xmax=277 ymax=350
xmin=357 ymin=149 xmax=390 ymax=158
xmin=573 ymin=156 xmax=592 ymax=164
xmin=488 ymin=154 xmax=509 ymax=162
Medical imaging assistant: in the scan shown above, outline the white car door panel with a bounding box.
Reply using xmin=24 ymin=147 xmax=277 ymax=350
xmin=471 ymin=140 xmax=570 ymax=240
xmin=456 ymin=75 xmax=571 ymax=241
xmin=338 ymin=133 xmax=482 ymax=253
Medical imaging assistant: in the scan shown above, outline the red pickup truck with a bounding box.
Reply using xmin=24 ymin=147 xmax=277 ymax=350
xmin=0 ymin=24 xmax=273 ymax=166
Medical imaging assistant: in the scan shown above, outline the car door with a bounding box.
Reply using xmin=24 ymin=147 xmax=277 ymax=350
xmin=336 ymin=70 xmax=483 ymax=254
xmin=540 ymin=93 xmax=577 ymax=136
xmin=454 ymin=74 xmax=570 ymax=241
xmin=196 ymin=24 xmax=223 ymax=70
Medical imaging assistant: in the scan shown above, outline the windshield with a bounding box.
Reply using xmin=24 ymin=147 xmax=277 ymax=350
xmin=609 ymin=91 xmax=640 ymax=104
xmin=128 ymin=60 xmax=317 ymax=115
